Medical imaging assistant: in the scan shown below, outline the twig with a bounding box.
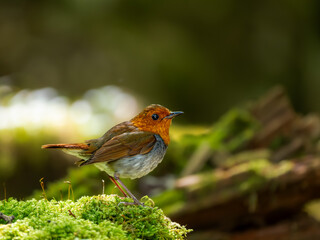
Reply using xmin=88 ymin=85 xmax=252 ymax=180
xmin=3 ymin=182 xmax=6 ymax=201
xmin=68 ymin=210 xmax=76 ymax=218
xmin=64 ymin=181 xmax=74 ymax=201
xmin=102 ymin=179 xmax=105 ymax=195
xmin=0 ymin=212 xmax=14 ymax=223
xmin=60 ymin=189 xmax=63 ymax=201
xmin=39 ymin=177 xmax=47 ymax=200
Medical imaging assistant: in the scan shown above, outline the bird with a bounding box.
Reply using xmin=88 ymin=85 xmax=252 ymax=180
xmin=42 ymin=104 xmax=183 ymax=206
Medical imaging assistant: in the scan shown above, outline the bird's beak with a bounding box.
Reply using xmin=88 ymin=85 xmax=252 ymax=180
xmin=164 ymin=111 xmax=184 ymax=119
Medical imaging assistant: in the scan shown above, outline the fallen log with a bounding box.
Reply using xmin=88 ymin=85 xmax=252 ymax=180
xmin=170 ymin=156 xmax=320 ymax=231
xmin=189 ymin=214 xmax=320 ymax=240
xmin=231 ymin=214 xmax=320 ymax=240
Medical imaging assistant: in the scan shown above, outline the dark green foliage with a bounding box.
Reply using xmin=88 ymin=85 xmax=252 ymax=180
xmin=166 ymin=108 xmax=259 ymax=171
xmin=0 ymin=195 xmax=191 ymax=239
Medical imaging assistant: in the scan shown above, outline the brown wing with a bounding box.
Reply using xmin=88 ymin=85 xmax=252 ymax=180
xmin=92 ymin=121 xmax=138 ymax=148
xmin=81 ymin=131 xmax=156 ymax=166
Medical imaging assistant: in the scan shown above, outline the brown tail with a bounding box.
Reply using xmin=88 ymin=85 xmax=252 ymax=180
xmin=41 ymin=143 xmax=89 ymax=149
xmin=42 ymin=143 xmax=92 ymax=166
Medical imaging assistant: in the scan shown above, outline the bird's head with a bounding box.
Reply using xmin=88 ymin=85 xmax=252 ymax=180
xmin=131 ymin=104 xmax=183 ymax=145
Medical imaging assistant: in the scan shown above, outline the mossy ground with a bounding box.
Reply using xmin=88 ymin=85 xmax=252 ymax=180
xmin=0 ymin=195 xmax=191 ymax=240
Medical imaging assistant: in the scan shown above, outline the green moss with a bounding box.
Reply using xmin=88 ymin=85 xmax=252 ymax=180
xmin=305 ymin=200 xmax=320 ymax=221
xmin=206 ymin=108 xmax=259 ymax=151
xmin=0 ymin=195 xmax=191 ymax=240
xmin=228 ymin=159 xmax=293 ymax=193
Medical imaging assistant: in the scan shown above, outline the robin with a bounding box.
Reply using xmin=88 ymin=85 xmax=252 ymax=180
xmin=42 ymin=104 xmax=183 ymax=206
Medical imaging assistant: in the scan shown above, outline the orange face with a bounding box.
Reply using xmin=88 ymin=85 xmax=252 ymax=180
xmin=131 ymin=104 xmax=183 ymax=145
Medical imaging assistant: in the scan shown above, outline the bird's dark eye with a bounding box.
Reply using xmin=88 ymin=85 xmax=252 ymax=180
xmin=152 ymin=114 xmax=159 ymax=120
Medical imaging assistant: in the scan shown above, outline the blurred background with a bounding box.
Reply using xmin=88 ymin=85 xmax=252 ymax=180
xmin=1 ymin=0 xmax=320 ymax=239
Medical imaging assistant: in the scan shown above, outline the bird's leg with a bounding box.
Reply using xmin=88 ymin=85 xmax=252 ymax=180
xmin=114 ymin=174 xmax=143 ymax=206
xmin=108 ymin=176 xmax=128 ymax=198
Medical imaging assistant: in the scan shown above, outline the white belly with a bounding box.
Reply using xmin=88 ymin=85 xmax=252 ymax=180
xmin=94 ymin=135 xmax=167 ymax=179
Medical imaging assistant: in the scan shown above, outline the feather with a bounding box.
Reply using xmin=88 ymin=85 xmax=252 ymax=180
xmin=81 ymin=131 xmax=156 ymax=166
xmin=41 ymin=143 xmax=89 ymax=149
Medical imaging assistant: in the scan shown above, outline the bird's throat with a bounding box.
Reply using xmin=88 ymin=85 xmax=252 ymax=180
xmin=131 ymin=119 xmax=171 ymax=145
